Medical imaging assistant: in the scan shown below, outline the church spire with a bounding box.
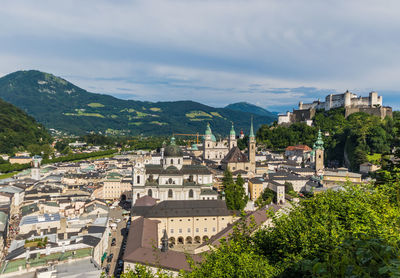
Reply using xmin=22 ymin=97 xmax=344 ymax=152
xmin=249 ymin=117 xmax=255 ymax=138
xmin=161 ymin=229 xmax=169 ymax=252
xmin=314 ymin=129 xmax=324 ymax=150
xmin=230 ymin=122 xmax=236 ymax=136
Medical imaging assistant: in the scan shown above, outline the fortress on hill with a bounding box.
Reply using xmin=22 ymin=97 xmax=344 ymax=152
xmin=278 ymin=91 xmax=392 ymax=125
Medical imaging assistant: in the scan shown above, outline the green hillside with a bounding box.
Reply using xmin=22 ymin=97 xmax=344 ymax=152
xmin=0 ymin=98 xmax=51 ymax=154
xmin=0 ymin=70 xmax=277 ymax=136
xmin=225 ymin=102 xmax=276 ymax=118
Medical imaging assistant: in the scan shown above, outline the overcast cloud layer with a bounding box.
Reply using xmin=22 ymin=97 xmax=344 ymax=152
xmin=0 ymin=0 xmax=400 ymax=111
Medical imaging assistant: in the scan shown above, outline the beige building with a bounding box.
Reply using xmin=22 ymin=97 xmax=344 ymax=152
xmin=248 ymin=178 xmax=265 ymax=201
xmin=102 ymin=172 xmax=132 ymax=200
xmin=9 ymin=156 xmax=32 ymax=165
xmin=322 ymin=168 xmax=362 ymax=186
xmin=131 ymin=197 xmax=236 ymax=247
xmin=359 ymin=163 xmax=381 ymax=174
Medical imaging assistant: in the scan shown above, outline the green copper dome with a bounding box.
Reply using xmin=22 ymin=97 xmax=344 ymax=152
xmin=205 ymin=123 xmax=212 ymax=135
xmin=314 ymin=130 xmax=324 ymax=150
xmin=230 ymin=122 xmax=236 ymax=136
xmin=203 ymin=123 xmax=216 ymax=142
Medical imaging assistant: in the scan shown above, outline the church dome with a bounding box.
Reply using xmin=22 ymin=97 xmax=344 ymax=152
xmin=164 ymin=137 xmax=183 ymax=157
xmin=164 ymin=145 xmax=183 ymax=157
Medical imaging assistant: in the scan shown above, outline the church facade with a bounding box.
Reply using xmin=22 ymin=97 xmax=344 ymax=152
xmin=132 ymin=138 xmax=217 ymax=205
xmin=202 ymin=123 xmax=237 ymax=163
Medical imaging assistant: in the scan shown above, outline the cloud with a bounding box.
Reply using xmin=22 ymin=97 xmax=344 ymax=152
xmin=0 ymin=0 xmax=400 ymax=110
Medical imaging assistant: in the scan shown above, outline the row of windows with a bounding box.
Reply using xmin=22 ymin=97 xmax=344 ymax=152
xmin=170 ymin=227 xmax=216 ymax=234
xmin=139 ymin=189 xmax=195 ymax=199
xmin=170 ymin=217 xmax=218 ymax=222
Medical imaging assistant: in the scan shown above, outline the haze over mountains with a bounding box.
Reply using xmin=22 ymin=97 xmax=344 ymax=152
xmin=0 ymin=70 xmax=276 ymax=136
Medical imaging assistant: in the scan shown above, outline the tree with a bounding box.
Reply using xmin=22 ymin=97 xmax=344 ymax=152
xmin=256 ymin=188 xmax=276 ymax=207
xmin=284 ymin=182 xmax=294 ymax=194
xmin=223 ymin=170 xmax=248 ymax=211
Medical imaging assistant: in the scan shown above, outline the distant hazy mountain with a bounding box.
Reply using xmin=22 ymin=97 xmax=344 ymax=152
xmin=225 ymin=102 xmax=276 ymax=118
xmin=0 ymin=97 xmax=51 ymax=154
xmin=0 ymin=70 xmax=276 ymax=136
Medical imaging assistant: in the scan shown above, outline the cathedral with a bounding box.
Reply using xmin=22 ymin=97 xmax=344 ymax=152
xmin=202 ymin=123 xmax=237 ymax=163
xmin=132 ymin=137 xmax=217 ymax=205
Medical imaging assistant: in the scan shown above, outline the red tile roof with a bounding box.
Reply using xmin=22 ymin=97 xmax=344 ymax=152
xmin=285 ymin=145 xmax=312 ymax=151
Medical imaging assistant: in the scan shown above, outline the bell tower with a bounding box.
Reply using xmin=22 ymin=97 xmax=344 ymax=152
xmin=248 ymin=118 xmax=256 ymax=172
xmin=313 ymin=130 xmax=325 ymax=174
xmin=229 ymin=122 xmax=237 ymax=149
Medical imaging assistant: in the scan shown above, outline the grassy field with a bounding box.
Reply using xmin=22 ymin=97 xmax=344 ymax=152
xmin=87 ymin=102 xmax=104 ymax=108
xmin=186 ymin=110 xmax=212 ymax=118
xmin=0 ymin=171 xmax=21 ymax=180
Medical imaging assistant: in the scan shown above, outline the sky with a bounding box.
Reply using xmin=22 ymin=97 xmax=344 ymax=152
xmin=0 ymin=0 xmax=400 ymax=112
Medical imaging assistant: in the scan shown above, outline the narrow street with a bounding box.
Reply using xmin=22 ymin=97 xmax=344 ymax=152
xmin=103 ymin=205 xmax=130 ymax=277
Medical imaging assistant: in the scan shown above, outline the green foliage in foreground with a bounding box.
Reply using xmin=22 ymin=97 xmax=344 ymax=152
xmin=117 ymin=178 xmax=400 ymax=277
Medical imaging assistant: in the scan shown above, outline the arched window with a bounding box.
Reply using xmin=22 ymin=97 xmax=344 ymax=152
xmin=137 ymin=193 xmax=140 ymax=198
xmin=170 ymin=159 xmax=173 ymax=164
xmin=189 ymin=189 xmax=194 ymax=198
xmin=137 ymin=176 xmax=140 ymax=184
xmin=189 ymin=175 xmax=194 ymax=182
xmin=168 ymin=178 xmax=173 ymax=184
xmin=148 ymin=189 xmax=152 ymax=197
xmin=178 ymin=159 xmax=180 ymax=164
xmin=168 ymin=189 xmax=173 ymax=198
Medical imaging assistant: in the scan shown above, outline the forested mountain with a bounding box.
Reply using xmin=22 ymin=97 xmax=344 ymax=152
xmin=257 ymin=108 xmax=400 ymax=171
xmin=225 ymin=102 xmax=276 ymax=117
xmin=0 ymin=71 xmax=276 ymax=136
xmin=0 ymin=97 xmax=51 ymax=154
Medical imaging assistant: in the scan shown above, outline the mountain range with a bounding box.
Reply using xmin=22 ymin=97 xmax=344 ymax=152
xmin=225 ymin=102 xmax=277 ymax=118
xmin=0 ymin=70 xmax=276 ymax=136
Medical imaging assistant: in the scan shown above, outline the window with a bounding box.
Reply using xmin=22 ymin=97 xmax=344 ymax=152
xmin=137 ymin=175 xmax=140 ymax=184
xmin=147 ymin=189 xmax=152 ymax=197
xmin=170 ymin=159 xmax=174 ymax=164
xmin=178 ymin=159 xmax=180 ymax=164
xmin=196 ymin=228 xmax=199 ymax=232
xmin=179 ymin=229 xmax=182 ymax=233
xmin=187 ymin=228 xmax=191 ymax=233
xmin=212 ymin=227 xmax=216 ymax=232
xmin=189 ymin=189 xmax=194 ymax=198
xmin=204 ymin=228 xmax=207 ymax=232
xmin=170 ymin=229 xmax=174 ymax=234
xmin=168 ymin=178 xmax=173 ymax=184
xmin=168 ymin=189 xmax=173 ymax=198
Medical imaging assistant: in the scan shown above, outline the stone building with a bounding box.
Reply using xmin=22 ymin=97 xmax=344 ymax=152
xmin=221 ymin=119 xmax=256 ymax=173
xmin=132 ymin=138 xmax=217 ymax=205
xmin=202 ymin=123 xmax=237 ymax=163
xmin=278 ymin=91 xmax=392 ymax=125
